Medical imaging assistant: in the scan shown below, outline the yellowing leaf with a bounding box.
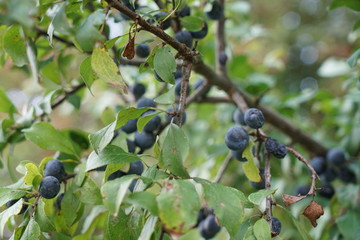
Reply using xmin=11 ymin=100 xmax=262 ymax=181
xmin=91 ymin=47 xmax=127 ymax=92
xmin=242 ymin=141 xmax=261 ymax=182
xmin=24 ymin=163 xmax=42 ymax=187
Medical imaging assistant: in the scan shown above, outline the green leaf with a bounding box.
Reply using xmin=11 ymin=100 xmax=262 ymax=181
xmin=232 ymin=219 xmax=251 ymax=240
xmin=201 ymin=182 xmax=245 ymax=237
xmin=76 ymin=11 xmax=106 ymax=52
xmin=154 ymin=85 xmax=176 ymax=104
xmin=91 ymin=47 xmax=127 ymax=91
xmin=244 ymin=226 xmax=256 ymax=240
xmin=138 ymin=216 xmax=158 ymax=240
xmin=127 ymin=191 xmax=159 ymax=216
xmin=336 ymin=211 xmax=360 ymax=240
xmin=242 ymin=142 xmax=261 ymax=182
xmin=115 ymin=107 xmax=149 ymax=129
xmin=35 ymin=199 xmax=55 ymax=232
xmin=253 ymin=218 xmax=271 ymax=240
xmin=101 ymin=174 xmax=137 ymax=215
xmin=86 ymin=145 xmax=140 ymax=171
xmin=0 ymin=199 xmax=23 ymax=238
xmin=248 ymin=189 xmax=276 ymax=205
xmin=75 ymin=177 xmax=102 ymax=205
xmin=180 ymin=16 xmax=204 ymax=31
xmin=8 ymin=0 xmax=37 ymax=28
xmin=106 ymin=209 xmax=143 ymax=240
xmin=3 ymin=25 xmax=28 ymax=67
xmin=137 ymin=111 xmax=161 ymax=133
xmin=330 ymin=0 xmax=360 ymax=11
xmin=20 ymin=218 xmax=41 ymax=240
xmin=159 ymin=124 xmax=190 ymax=178
xmin=0 ymin=188 xmax=27 ymax=207
xmin=346 ymin=48 xmax=360 ymax=68
xmin=80 ymin=56 xmax=96 ymax=92
xmin=0 ymin=88 xmax=15 ymax=114
xmin=89 ymin=121 xmax=117 ymax=153
xmin=157 ymin=180 xmax=200 ymax=234
xmin=24 ymin=163 xmax=42 ymax=188
xmin=80 ymin=205 xmax=107 ymax=234
xmin=62 ymin=190 xmax=82 ymax=226
xmin=154 ymin=47 xmax=176 ymax=84
xmin=23 ymin=122 xmax=80 ymax=157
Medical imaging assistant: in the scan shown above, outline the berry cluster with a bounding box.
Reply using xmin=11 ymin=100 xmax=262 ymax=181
xmin=296 ymin=148 xmax=356 ymax=199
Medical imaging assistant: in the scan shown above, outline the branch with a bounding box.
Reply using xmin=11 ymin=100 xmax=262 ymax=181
xmin=215 ymin=0 xmax=228 ymax=77
xmin=214 ymin=152 xmax=233 ymax=183
xmin=264 ymin=150 xmax=273 ymax=229
xmin=177 ymin=60 xmax=192 ymax=126
xmin=48 ymin=83 xmax=86 ymax=111
xmin=287 ymin=147 xmax=319 ymax=195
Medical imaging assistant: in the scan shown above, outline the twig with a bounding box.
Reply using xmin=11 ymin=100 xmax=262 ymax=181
xmin=177 ymin=60 xmax=192 ymax=126
xmin=264 ymin=150 xmax=273 ymax=230
xmin=214 ymin=152 xmax=233 ymax=183
xmin=47 ymin=83 xmax=86 ymax=112
xmin=215 ymin=0 xmax=228 ymax=77
xmin=61 ymin=173 xmax=77 ymax=182
xmin=287 ymin=147 xmax=319 ymax=195
xmin=35 ymin=27 xmax=75 ymax=47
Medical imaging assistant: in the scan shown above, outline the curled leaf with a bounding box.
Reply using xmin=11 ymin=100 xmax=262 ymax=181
xmin=303 ymin=200 xmax=324 ymax=227
xmin=282 ymin=194 xmax=307 ymax=206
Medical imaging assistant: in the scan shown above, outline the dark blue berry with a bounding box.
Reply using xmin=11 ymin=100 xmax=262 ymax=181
xmin=233 ymin=109 xmax=246 ymax=125
xmin=225 ymin=126 xmax=249 ymax=151
xmin=128 ymin=161 xmax=144 ymax=175
xmin=108 ymin=170 xmax=127 ymax=181
xmin=244 ymin=108 xmax=265 ymax=129
xmin=126 ymin=139 xmax=136 ymax=153
xmin=295 ymin=185 xmax=310 ymax=196
xmin=190 ymin=21 xmax=208 ymax=39
xmin=249 ymin=168 xmax=265 ymax=190
xmin=199 ymin=215 xmax=221 ymax=239
xmin=271 ymin=217 xmax=281 ymax=237
xmin=131 ymin=83 xmax=146 ymax=100
xmin=318 ymin=184 xmax=335 ymax=199
xmin=231 ymin=150 xmax=247 ymax=162
xmin=135 ymin=44 xmax=150 ymax=58
xmin=310 ymin=157 xmax=327 ymax=175
xmin=121 ymin=119 xmax=138 ymax=134
xmin=135 ymin=131 xmax=156 ymax=150
xmin=177 ymin=5 xmax=191 ymax=17
xmin=175 ymin=31 xmax=193 ymax=48
xmin=136 ymin=97 xmax=157 ymax=108
xmin=39 ymin=176 xmax=61 ymax=199
xmin=6 ymin=198 xmax=28 ymax=214
xmin=326 ymin=148 xmax=346 ymax=166
xmin=44 ymin=160 xmax=65 ymax=181
xmin=142 ymin=111 xmax=161 ymax=132
xmin=205 ymin=1 xmax=223 ymax=20
xmin=339 ymin=166 xmax=356 ymax=183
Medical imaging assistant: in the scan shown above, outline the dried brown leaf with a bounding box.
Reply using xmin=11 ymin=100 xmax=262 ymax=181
xmin=282 ymin=194 xmax=307 ymax=206
xmin=303 ymin=200 xmax=324 ymax=227
xmin=123 ymin=37 xmax=135 ymax=60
